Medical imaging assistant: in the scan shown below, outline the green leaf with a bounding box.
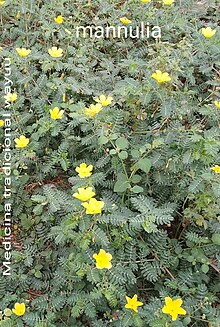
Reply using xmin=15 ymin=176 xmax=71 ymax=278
xmin=4 ymin=308 xmax=12 ymax=317
xmin=60 ymin=157 xmax=69 ymax=171
xmin=54 ymin=61 xmax=63 ymax=71
xmin=183 ymin=150 xmax=192 ymax=165
xmin=110 ymin=133 xmax=118 ymax=140
xmin=20 ymin=175 xmax=29 ymax=184
xmin=98 ymin=136 xmax=109 ymax=145
xmin=41 ymin=61 xmax=54 ymax=72
xmin=116 ymin=137 xmax=129 ymax=149
xmin=211 ymin=233 xmax=220 ymax=245
xmin=114 ymin=180 xmax=130 ymax=192
xmin=110 ymin=149 xmax=117 ymax=155
xmin=131 ymin=174 xmax=142 ymax=183
xmin=118 ymin=150 xmax=128 ymax=159
xmin=130 ymin=149 xmax=140 ymax=158
xmin=160 ymin=99 xmax=175 ymax=117
xmin=150 ymin=319 xmax=165 ymax=327
xmin=34 ymin=271 xmax=42 ymax=278
xmin=134 ymin=158 xmax=152 ymax=173
xmin=131 ymin=186 xmax=144 ymax=193
xmin=152 ymin=138 xmax=164 ymax=149
xmin=114 ymin=173 xmax=130 ymax=192
xmin=201 ymin=263 xmax=209 ymax=274
xmin=183 ymin=317 xmax=191 ymax=326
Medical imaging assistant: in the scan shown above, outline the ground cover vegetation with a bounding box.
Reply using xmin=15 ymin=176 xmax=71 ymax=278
xmin=0 ymin=0 xmax=220 ymax=326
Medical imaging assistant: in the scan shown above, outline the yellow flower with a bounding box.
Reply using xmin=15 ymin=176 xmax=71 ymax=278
xmin=82 ymin=198 xmax=104 ymax=214
xmin=50 ymin=107 xmax=64 ymax=120
xmin=0 ymin=119 xmax=4 ymax=127
xmin=211 ymin=165 xmax=220 ymax=174
xmin=4 ymin=92 xmax=18 ymax=102
xmin=152 ymin=70 xmax=171 ymax=83
xmin=93 ymin=249 xmax=112 ymax=269
xmin=214 ymin=100 xmax=220 ymax=109
xmin=162 ymin=297 xmax=186 ymax=321
xmin=73 ymin=187 xmax=95 ymax=202
xmin=84 ymin=103 xmax=102 ymax=117
xmin=0 ymin=1 xmax=5 ymax=5
xmin=12 ymin=303 xmax=26 ymax=316
xmin=201 ymin=27 xmax=216 ymax=38
xmin=162 ymin=0 xmax=175 ymax=4
xmin=54 ymin=15 xmax=64 ymax=24
xmin=48 ymin=46 xmax=63 ymax=58
xmin=75 ymin=163 xmax=93 ymax=178
xmin=94 ymin=94 xmax=113 ymax=106
xmin=14 ymin=135 xmax=29 ymax=148
xmin=125 ymin=294 xmax=143 ymax=313
xmin=120 ymin=17 xmax=132 ymax=25
xmin=16 ymin=48 xmax=31 ymax=57
xmin=141 ymin=0 xmax=151 ymax=2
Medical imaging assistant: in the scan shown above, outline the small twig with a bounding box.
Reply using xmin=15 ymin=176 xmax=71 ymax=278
xmin=178 ymin=221 xmax=190 ymax=240
xmin=210 ymin=262 xmax=220 ymax=274
xmin=212 ymin=65 xmax=220 ymax=77
xmin=163 ymin=265 xmax=175 ymax=279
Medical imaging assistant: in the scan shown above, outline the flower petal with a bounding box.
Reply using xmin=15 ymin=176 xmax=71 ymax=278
xmin=162 ymin=305 xmax=170 ymax=314
xmin=173 ymin=298 xmax=182 ymax=307
xmin=165 ymin=297 xmax=173 ymax=306
xmin=178 ymin=307 xmax=186 ymax=315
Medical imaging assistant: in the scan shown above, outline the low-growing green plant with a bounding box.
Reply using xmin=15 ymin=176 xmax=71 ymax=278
xmin=0 ymin=0 xmax=220 ymax=326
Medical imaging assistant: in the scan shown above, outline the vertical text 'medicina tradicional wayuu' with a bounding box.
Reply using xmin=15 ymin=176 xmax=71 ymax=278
xmin=2 ymin=57 xmax=13 ymax=276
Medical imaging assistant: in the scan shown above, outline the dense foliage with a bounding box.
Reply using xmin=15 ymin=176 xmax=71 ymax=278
xmin=0 ymin=0 xmax=220 ymax=326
